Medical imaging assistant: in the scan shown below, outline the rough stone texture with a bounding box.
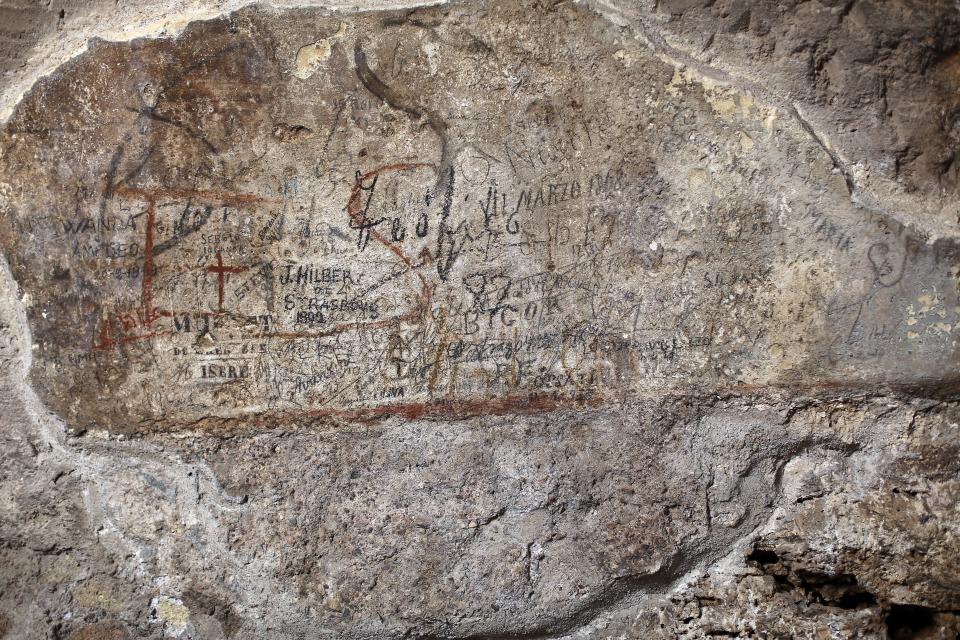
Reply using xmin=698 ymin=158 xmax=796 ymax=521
xmin=0 ymin=1 xmax=957 ymax=639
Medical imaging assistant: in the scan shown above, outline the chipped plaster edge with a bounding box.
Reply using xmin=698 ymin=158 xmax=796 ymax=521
xmin=0 ymin=0 xmax=451 ymax=124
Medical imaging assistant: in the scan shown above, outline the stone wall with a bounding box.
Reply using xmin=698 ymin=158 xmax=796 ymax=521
xmin=0 ymin=1 xmax=957 ymax=638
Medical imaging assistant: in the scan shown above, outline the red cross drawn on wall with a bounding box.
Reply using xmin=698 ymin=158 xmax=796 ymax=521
xmin=205 ymin=250 xmax=246 ymax=312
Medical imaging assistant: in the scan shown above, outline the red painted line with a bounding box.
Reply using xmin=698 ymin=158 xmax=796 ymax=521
xmin=93 ymin=329 xmax=171 ymax=351
xmin=140 ymin=198 xmax=156 ymax=320
xmin=153 ymin=391 xmax=605 ymax=431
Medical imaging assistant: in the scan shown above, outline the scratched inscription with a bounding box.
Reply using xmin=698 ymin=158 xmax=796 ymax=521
xmin=0 ymin=1 xmax=956 ymax=433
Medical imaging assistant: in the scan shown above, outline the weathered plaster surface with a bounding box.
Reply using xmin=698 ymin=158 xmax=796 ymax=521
xmin=0 ymin=1 xmax=957 ymax=639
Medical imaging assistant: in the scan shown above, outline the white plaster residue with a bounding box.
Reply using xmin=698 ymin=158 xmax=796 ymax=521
xmin=423 ymin=40 xmax=441 ymax=75
xmin=293 ymin=22 xmax=348 ymax=80
xmin=294 ymin=40 xmax=333 ymax=79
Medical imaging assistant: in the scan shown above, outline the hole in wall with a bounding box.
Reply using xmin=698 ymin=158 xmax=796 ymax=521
xmin=885 ymin=603 xmax=936 ymax=639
